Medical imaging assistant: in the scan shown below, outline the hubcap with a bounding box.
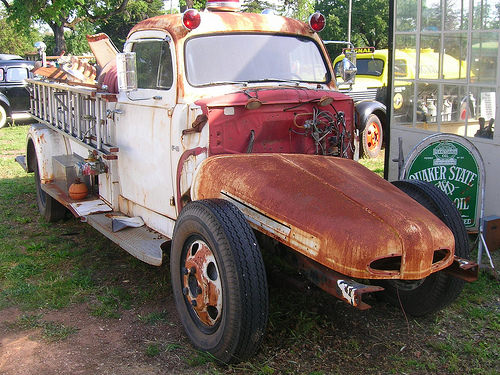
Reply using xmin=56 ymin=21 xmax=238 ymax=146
xmin=182 ymin=240 xmax=222 ymax=327
xmin=366 ymin=122 xmax=381 ymax=151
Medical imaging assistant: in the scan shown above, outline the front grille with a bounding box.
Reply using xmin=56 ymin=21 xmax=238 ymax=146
xmin=339 ymin=88 xmax=378 ymax=102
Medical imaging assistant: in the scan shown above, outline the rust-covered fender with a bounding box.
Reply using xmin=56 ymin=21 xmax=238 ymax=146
xmin=191 ymin=154 xmax=456 ymax=280
xmin=25 ymin=124 xmax=70 ymax=182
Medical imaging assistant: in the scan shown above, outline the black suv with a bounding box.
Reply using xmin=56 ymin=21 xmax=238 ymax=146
xmin=0 ymin=58 xmax=35 ymax=128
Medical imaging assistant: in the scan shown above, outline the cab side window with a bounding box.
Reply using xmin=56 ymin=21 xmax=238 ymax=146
xmin=133 ymin=40 xmax=173 ymax=90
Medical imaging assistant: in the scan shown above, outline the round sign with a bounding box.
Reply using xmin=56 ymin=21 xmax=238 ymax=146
xmin=403 ymin=134 xmax=484 ymax=230
xmin=393 ymin=93 xmax=404 ymax=110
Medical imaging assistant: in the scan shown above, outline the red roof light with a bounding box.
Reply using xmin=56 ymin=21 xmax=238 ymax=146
xmin=182 ymin=9 xmax=201 ymax=30
xmin=308 ymin=12 xmax=326 ymax=32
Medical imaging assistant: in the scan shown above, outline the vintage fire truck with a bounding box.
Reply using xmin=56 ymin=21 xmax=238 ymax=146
xmin=17 ymin=0 xmax=477 ymax=364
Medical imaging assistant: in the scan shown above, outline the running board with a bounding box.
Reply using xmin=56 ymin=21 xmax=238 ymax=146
xmin=83 ymin=213 xmax=169 ymax=266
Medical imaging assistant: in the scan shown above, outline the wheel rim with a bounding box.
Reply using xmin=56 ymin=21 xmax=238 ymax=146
xmin=182 ymin=238 xmax=223 ymax=329
xmin=366 ymin=121 xmax=381 ymax=151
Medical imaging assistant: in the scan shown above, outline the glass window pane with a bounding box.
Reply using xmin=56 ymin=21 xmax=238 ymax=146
xmin=6 ymin=67 xmax=28 ymax=82
xmin=473 ymin=0 xmax=500 ymax=30
xmin=444 ymin=0 xmax=469 ymax=30
xmin=185 ymin=34 xmax=328 ymax=86
xmin=443 ymin=33 xmax=468 ymax=81
xmin=422 ymin=0 xmax=443 ymax=31
xmin=419 ymin=35 xmax=441 ymax=79
xmin=133 ymin=40 xmax=173 ymax=90
xmin=158 ymin=43 xmax=173 ymax=89
xmin=396 ymin=0 xmax=418 ymax=31
xmin=393 ymin=80 xmax=414 ymax=125
xmin=471 ymin=32 xmax=498 ymax=83
xmin=395 ymin=34 xmax=417 ymax=50
xmin=469 ymin=87 xmax=495 ymax=139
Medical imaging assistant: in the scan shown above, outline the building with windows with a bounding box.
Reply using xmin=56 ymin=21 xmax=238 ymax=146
xmin=387 ymin=0 xmax=499 ymax=218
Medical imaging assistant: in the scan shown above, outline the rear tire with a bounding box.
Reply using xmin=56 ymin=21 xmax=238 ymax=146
xmin=32 ymin=153 xmax=67 ymax=222
xmin=376 ymin=179 xmax=469 ymax=316
xmin=170 ymin=199 xmax=268 ymax=363
xmin=0 ymin=105 xmax=8 ymax=128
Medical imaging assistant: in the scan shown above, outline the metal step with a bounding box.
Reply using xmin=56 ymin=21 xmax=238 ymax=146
xmin=84 ymin=213 xmax=169 ymax=266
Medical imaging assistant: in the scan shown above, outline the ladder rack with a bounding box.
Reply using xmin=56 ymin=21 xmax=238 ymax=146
xmin=28 ymin=79 xmax=118 ymax=157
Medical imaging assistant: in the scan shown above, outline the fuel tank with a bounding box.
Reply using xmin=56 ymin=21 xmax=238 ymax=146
xmin=191 ymin=153 xmax=456 ymax=280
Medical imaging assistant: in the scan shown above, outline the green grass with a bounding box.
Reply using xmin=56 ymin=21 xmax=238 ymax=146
xmin=358 ymin=150 xmax=385 ymax=176
xmin=0 ymin=124 xmax=170 ymax=315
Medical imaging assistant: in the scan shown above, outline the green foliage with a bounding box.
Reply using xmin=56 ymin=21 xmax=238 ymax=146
xmin=283 ymin=0 xmax=315 ymax=21
xmin=316 ymin=0 xmax=389 ymax=51
xmin=43 ymin=21 xmax=96 ymax=55
xmin=97 ymin=0 xmax=164 ymax=49
xmin=3 ymin=0 xmax=131 ymax=54
xmin=241 ymin=0 xmax=279 ymax=14
xmin=0 ymin=12 xmax=41 ymax=56
xmin=179 ymin=0 xmax=207 ymax=11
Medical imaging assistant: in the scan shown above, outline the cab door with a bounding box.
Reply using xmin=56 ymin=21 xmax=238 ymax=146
xmin=113 ymin=32 xmax=177 ymax=219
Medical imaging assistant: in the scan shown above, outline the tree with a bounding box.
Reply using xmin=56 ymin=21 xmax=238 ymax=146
xmin=316 ymin=0 xmax=389 ymax=55
xmin=241 ymin=0 xmax=278 ymax=14
xmin=179 ymin=0 xmax=206 ymax=11
xmin=0 ymin=0 xmax=130 ymax=55
xmin=282 ymin=0 xmax=315 ymax=21
xmin=0 ymin=11 xmax=41 ymax=55
xmin=98 ymin=0 xmax=164 ymax=48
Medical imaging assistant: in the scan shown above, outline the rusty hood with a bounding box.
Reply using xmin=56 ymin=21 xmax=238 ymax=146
xmin=191 ymin=154 xmax=455 ymax=280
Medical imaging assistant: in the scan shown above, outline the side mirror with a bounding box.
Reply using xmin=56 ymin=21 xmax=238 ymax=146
xmin=116 ymin=52 xmax=138 ymax=92
xmin=340 ymin=57 xmax=357 ymax=85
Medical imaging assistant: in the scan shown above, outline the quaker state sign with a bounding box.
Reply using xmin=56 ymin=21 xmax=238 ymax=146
xmin=402 ymin=134 xmax=484 ymax=231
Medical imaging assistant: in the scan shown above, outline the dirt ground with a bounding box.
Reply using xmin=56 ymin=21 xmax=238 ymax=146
xmin=0 ymin=301 xmax=209 ymax=375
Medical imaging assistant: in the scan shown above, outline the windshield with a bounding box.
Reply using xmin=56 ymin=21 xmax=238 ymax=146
xmin=335 ymin=58 xmax=384 ymax=77
xmin=185 ymin=34 xmax=329 ymax=86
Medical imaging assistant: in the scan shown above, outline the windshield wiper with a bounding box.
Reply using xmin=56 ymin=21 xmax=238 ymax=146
xmin=200 ymin=80 xmax=247 ymax=87
xmin=247 ymin=78 xmax=301 ymax=85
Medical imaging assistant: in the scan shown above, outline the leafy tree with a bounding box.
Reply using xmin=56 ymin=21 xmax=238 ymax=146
xmin=179 ymin=0 xmax=206 ymax=11
xmin=0 ymin=11 xmax=41 ymax=56
xmin=241 ymin=0 xmax=278 ymax=14
xmin=0 ymin=0 xmax=130 ymax=55
xmin=42 ymin=21 xmax=96 ymax=56
xmin=98 ymin=0 xmax=164 ymax=49
xmin=316 ymin=0 xmax=389 ymax=57
xmin=282 ymin=0 xmax=315 ymax=21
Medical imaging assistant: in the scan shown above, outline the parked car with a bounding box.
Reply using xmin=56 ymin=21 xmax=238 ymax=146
xmin=0 ymin=54 xmax=24 ymax=60
xmin=0 ymin=59 xmax=35 ymax=128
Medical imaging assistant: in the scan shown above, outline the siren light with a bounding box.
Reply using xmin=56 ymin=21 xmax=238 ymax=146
xmin=182 ymin=9 xmax=201 ymax=30
xmin=308 ymin=12 xmax=326 ymax=32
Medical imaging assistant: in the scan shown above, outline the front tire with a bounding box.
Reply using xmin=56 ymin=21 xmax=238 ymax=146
xmin=376 ymin=180 xmax=469 ymax=316
xmin=170 ymin=199 xmax=268 ymax=364
xmin=360 ymin=114 xmax=383 ymax=158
